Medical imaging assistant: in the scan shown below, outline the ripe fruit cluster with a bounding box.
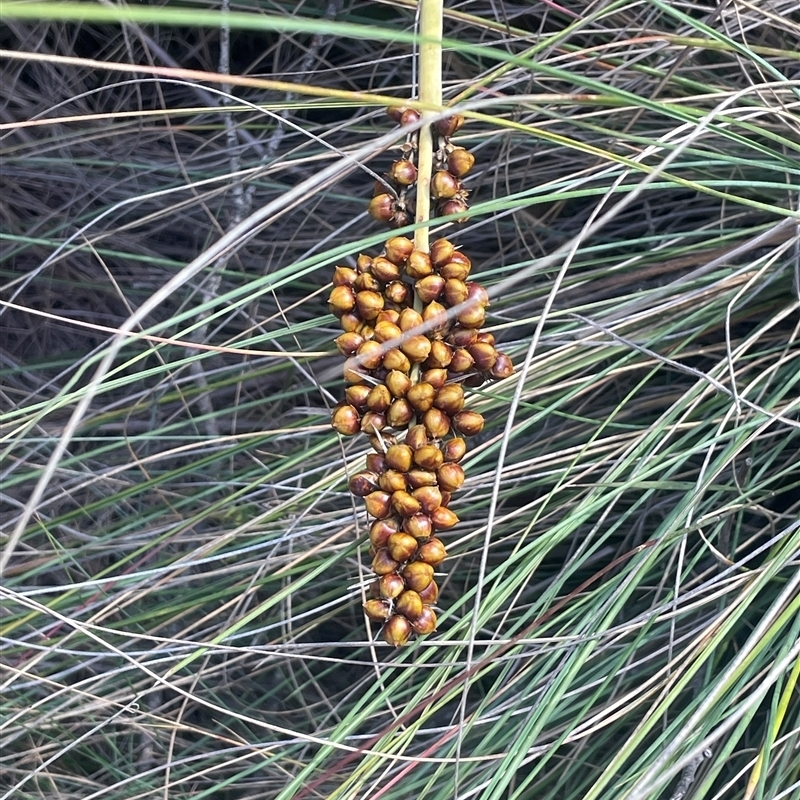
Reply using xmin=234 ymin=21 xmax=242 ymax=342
xmin=330 ymin=105 xmax=513 ymax=646
xmin=369 ymin=110 xmax=474 ymax=227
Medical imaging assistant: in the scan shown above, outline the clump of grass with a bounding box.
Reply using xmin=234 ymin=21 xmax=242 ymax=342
xmin=1 ymin=2 xmax=798 ymax=799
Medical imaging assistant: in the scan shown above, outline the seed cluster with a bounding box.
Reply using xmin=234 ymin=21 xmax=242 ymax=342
xmin=330 ymin=108 xmax=513 ymax=646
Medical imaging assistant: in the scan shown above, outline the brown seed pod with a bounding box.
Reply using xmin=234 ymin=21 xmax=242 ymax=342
xmin=371 ymin=548 xmax=400 ymax=575
xmin=406 ymin=250 xmax=434 ymax=279
xmin=340 ymin=312 xmax=361 ymax=332
xmin=402 ymin=561 xmax=435 ymax=592
xmin=386 ymin=105 xmax=406 ymax=123
xmin=335 ymin=331 xmax=364 ymax=356
xmin=389 ymin=159 xmax=418 ymax=186
xmin=418 ymin=580 xmax=439 ymax=604
xmin=423 ymin=407 xmax=451 ymax=439
xmin=349 ymin=470 xmax=379 ymax=497
xmin=384 ymin=280 xmax=409 ymax=305
xmin=417 ymin=537 xmax=446 ymax=566
xmin=369 ymin=432 xmax=396 ymax=453
xmin=427 ymin=340 xmax=454 ymax=369
xmin=440 ymin=490 xmax=452 ymax=507
xmin=442 ymin=437 xmax=467 ymax=462
xmin=368 ymin=193 xmax=395 ymax=223
xmin=354 ymin=341 xmax=384 ymax=371
xmin=391 ymin=490 xmax=422 ymax=517
xmin=395 ymin=589 xmax=424 ymax=621
xmin=439 ymin=198 xmax=470 ymax=221
xmin=366 ymin=452 xmax=386 ymax=473
xmin=443 ymin=278 xmax=469 ymax=307
xmin=360 ymin=411 xmax=387 ymax=435
xmin=343 ymin=360 xmax=369 ymax=384
xmin=411 ymin=605 xmax=437 ymax=634
xmin=400 ymin=335 xmax=432 ymax=363
xmin=434 ymin=383 xmax=465 ymax=416
xmin=385 ymin=370 xmax=412 ymax=398
xmin=355 ymin=290 xmax=385 ymax=321
xmin=356 ymin=254 xmax=373 ymax=273
xmin=448 ymin=326 xmax=478 ymax=347
xmin=354 ymin=272 xmax=381 ymax=292
xmin=457 ymin=303 xmax=486 ymax=329
xmin=378 ymin=572 xmax=405 ymax=599
xmin=416 ymin=274 xmax=445 ymax=303
xmin=370 ymin=517 xmax=399 ymax=549
xmin=364 ymin=491 xmax=392 ymax=519
xmin=333 ymin=266 xmax=358 ymax=286
xmin=366 ymin=384 xmax=392 ymax=412
xmin=467 ymin=281 xmax=490 ymax=306
xmin=379 ymin=469 xmax=408 ymax=494
xmin=386 ymin=398 xmax=414 ymax=429
xmin=407 ymin=468 xmax=439 ymax=489
xmin=371 ymin=256 xmax=401 ymax=283
xmin=356 ymin=323 xmax=375 ymax=340
xmin=430 ymin=238 xmax=455 ymax=267
xmin=382 ymin=348 xmax=412 ymax=373
xmin=405 ymin=424 xmax=429 ymax=451
xmin=387 ymin=531 xmax=419 ymax=562
xmin=448 ymin=348 xmax=475 ymax=373
xmin=414 ymin=444 xmax=444 ymax=470
xmin=467 ymin=341 xmax=498 ymax=372
xmin=363 ymin=599 xmax=391 ymax=622
xmin=383 ymin=614 xmax=413 ymax=646
xmin=384 ymin=236 xmax=414 ymax=265
xmin=403 ymin=513 xmax=433 ymax=539
xmin=400 ymin=108 xmax=421 ymax=126
xmin=491 ymin=352 xmax=514 ymax=379
xmin=435 ymin=114 xmax=465 ymax=136
xmin=406 ymin=382 xmax=435 ymax=413
xmin=331 ymin=404 xmax=360 ymax=435
xmin=423 ymin=300 xmax=449 ymax=338
xmin=398 ymin=307 xmax=424 ymax=332
xmin=431 ymin=506 xmax=459 ymax=530
xmin=440 ymin=253 xmax=471 ymax=281
xmin=453 ymin=410 xmax=485 ymax=436
xmin=345 ymin=384 xmax=372 ymax=410
xmin=447 ymin=146 xmax=475 ymax=177
xmin=328 ymin=285 xmax=356 ymax=315
xmin=421 ymin=368 xmax=448 ymax=390
xmin=437 ymin=462 xmax=465 ymax=492
xmin=431 ymin=170 xmax=460 ymax=199
xmin=385 ymin=443 xmax=414 ymax=472
xmin=413 ymin=485 xmax=443 ymax=515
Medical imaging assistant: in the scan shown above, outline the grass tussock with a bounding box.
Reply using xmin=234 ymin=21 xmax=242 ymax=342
xmin=1 ymin=2 xmax=799 ymax=799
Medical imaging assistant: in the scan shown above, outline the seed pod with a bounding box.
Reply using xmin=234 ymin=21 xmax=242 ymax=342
xmin=386 ymin=105 xmax=405 ymax=123
xmin=354 ymin=272 xmax=381 ymax=293
xmin=384 ymin=280 xmax=409 ymax=304
xmin=407 ymin=468 xmax=438 ymax=489
xmin=364 ymin=599 xmax=391 ymax=622
xmin=413 ymin=485 xmax=443 ymax=515
xmin=370 ymin=517 xmax=399 ymax=549
xmin=402 ymin=561 xmax=435 ymax=592
xmin=457 ymin=303 xmax=486 ymax=329
xmin=373 ymin=321 xmax=402 ymax=345
xmin=331 ymin=404 xmax=360 ymax=435
xmin=352 ymin=341 xmax=382 ymax=371
xmin=447 ymin=146 xmax=475 ymax=177
xmin=349 ymin=470 xmax=379 ymax=497
xmin=442 ymin=437 xmax=467 ymax=462
xmin=382 ymin=348 xmax=412 ymax=373
xmin=414 ymin=444 xmax=444 ymax=470
xmin=379 ymin=572 xmax=405 ymax=599
xmin=437 ymin=462 xmax=465 ymax=492
xmin=417 ymin=537 xmax=446 ymax=566
xmin=491 ymin=352 xmax=514 ymax=379
xmin=386 ymin=398 xmax=414 ymax=429
xmin=366 ymin=453 xmax=386 ymax=473
xmin=385 ymin=370 xmax=412 ymax=398
xmin=440 ymin=252 xmax=471 ymax=281
xmin=439 ymin=198 xmax=470 ymax=221
xmin=333 ymin=266 xmax=358 ymax=286
xmin=371 ymin=256 xmax=401 ymax=283
xmin=411 ymin=605 xmax=437 ymax=634
xmin=378 ymin=308 xmax=400 ymax=325
xmin=366 ymin=384 xmax=392 ymax=412
xmin=400 ymin=335 xmax=432 ymax=363
xmin=368 ymin=193 xmax=395 ymax=223
xmin=407 ymin=382 xmax=435 ymax=413
xmin=343 ymin=359 xmax=368 ymax=384
xmin=416 ymin=274 xmax=445 ymax=303
xmin=379 ymin=469 xmax=408 ymax=494
xmin=421 ymin=368 xmax=448 ymax=390
xmin=467 ymin=281 xmax=490 ymax=306
xmin=418 ymin=580 xmax=439 ymax=604
xmin=398 ymin=307 xmax=424 ymax=332
xmin=468 ymin=342 xmax=497 ymax=372
xmin=383 ymin=614 xmax=413 ymax=646
xmin=423 ymin=407 xmax=451 ymax=439
xmin=364 ymin=491 xmax=392 ymax=519
xmin=356 ymin=290 xmax=384 ymax=321
xmin=385 ymin=443 xmax=413 ymax=472
xmin=356 ymin=254 xmax=373 ymax=273
xmin=453 ymin=410 xmax=485 ymax=436
xmin=357 ymin=323 xmax=375 ymax=340
xmin=340 ymin=312 xmax=361 ymax=332
xmin=345 ymin=384 xmax=372 ymax=410
xmin=335 ymin=331 xmax=364 ymax=356
xmin=434 ymin=383 xmax=465 ymax=416
xmin=403 ymin=513 xmax=433 ymax=539
xmin=384 ymin=236 xmax=414 ymax=264
xmin=430 ymin=238 xmax=456 ymax=267
xmin=369 ymin=432 xmax=396 ymax=453
xmin=390 ymin=207 xmax=413 ymax=229
xmin=400 ymin=108 xmax=421 ymax=126
xmin=328 ymin=285 xmax=356 ymax=315
xmin=431 ymin=170 xmax=460 ymax=199
xmin=389 ymin=159 xmax=418 ymax=186
xmin=427 ymin=340 xmax=454 ymax=369
xmin=360 ymin=411 xmax=386 ymax=435
xmin=431 ymin=506 xmax=459 ymax=530
xmin=449 ymin=348 xmax=475 ymax=373
xmin=388 ymin=531 xmax=419 ymax=562
xmin=448 ymin=326 xmax=478 ymax=347
xmin=436 ymin=114 xmax=465 ymax=136
xmin=405 ymin=424 xmax=429 ymax=451
xmin=423 ymin=300 xmax=449 ymax=338
xmin=443 ymin=278 xmax=469 ymax=307
xmin=391 ymin=490 xmax=422 ymax=517
xmin=371 ymin=548 xmax=400 ymax=575
xmin=395 ymin=589 xmax=424 ymax=621
xmin=406 ymin=250 xmax=434 ymax=279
